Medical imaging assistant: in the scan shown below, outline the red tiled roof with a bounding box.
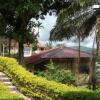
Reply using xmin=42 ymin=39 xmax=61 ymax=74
xmin=24 ymin=48 xmax=58 ymax=64
xmin=24 ymin=47 xmax=92 ymax=64
xmin=42 ymin=47 xmax=92 ymax=58
xmin=24 ymin=53 xmax=43 ymax=64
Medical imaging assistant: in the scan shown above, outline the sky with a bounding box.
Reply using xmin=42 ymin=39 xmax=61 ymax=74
xmin=32 ymin=13 xmax=57 ymax=41
xmin=32 ymin=13 xmax=96 ymax=48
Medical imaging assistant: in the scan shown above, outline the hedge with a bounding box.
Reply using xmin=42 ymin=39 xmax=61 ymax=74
xmin=0 ymin=57 xmax=100 ymax=100
xmin=0 ymin=82 xmax=23 ymax=100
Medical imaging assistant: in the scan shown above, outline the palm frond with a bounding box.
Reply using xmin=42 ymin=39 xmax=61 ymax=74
xmin=50 ymin=0 xmax=98 ymax=41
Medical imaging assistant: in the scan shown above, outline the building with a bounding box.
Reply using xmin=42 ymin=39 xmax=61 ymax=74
xmin=10 ymin=39 xmax=32 ymax=57
xmin=34 ymin=40 xmax=46 ymax=53
xmin=24 ymin=47 xmax=93 ymax=84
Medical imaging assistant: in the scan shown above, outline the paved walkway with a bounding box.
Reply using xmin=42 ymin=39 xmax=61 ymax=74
xmin=0 ymin=72 xmax=30 ymax=100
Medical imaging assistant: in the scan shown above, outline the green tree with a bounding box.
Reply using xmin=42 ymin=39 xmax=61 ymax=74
xmin=0 ymin=0 xmax=70 ymax=64
xmin=36 ymin=21 xmax=43 ymax=37
xmin=0 ymin=1 xmax=42 ymax=64
xmin=46 ymin=42 xmax=52 ymax=49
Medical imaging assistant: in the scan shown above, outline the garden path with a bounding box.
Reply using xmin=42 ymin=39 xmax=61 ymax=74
xmin=0 ymin=72 xmax=30 ymax=100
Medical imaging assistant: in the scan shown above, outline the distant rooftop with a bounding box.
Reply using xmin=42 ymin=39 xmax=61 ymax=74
xmin=25 ymin=47 xmax=92 ymax=64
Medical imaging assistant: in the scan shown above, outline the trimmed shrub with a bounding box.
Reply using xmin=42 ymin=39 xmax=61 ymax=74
xmin=0 ymin=57 xmax=100 ymax=100
xmin=0 ymin=82 xmax=23 ymax=100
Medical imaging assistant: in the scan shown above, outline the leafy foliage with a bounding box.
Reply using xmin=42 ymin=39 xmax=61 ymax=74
xmin=94 ymin=61 xmax=100 ymax=93
xmin=37 ymin=60 xmax=78 ymax=85
xmin=0 ymin=1 xmax=42 ymax=62
xmin=50 ymin=0 xmax=98 ymax=40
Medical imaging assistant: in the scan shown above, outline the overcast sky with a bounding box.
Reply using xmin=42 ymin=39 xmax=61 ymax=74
xmin=32 ymin=13 xmax=96 ymax=48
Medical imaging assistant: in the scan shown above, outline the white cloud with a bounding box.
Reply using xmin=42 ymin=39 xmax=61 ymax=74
xmin=92 ymin=5 xmax=100 ymax=9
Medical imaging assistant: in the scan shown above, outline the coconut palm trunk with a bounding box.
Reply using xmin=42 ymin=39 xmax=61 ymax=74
xmin=78 ymin=33 xmax=81 ymax=75
xmin=92 ymin=19 xmax=100 ymax=90
xmin=88 ymin=33 xmax=96 ymax=90
xmin=90 ymin=19 xmax=100 ymax=90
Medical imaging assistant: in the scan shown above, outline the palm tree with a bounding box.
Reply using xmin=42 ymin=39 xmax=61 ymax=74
xmin=50 ymin=0 xmax=100 ymax=90
xmin=37 ymin=21 xmax=43 ymax=37
xmin=50 ymin=0 xmax=97 ymax=40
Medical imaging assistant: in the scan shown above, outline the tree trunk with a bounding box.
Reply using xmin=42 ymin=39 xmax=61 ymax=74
xmin=17 ymin=16 xmax=30 ymax=65
xmin=88 ymin=35 xmax=96 ymax=89
xmin=92 ymin=30 xmax=100 ymax=90
xmin=18 ymin=38 xmax=24 ymax=65
xmin=8 ymin=38 xmax=11 ymax=57
xmin=38 ymin=26 xmax=39 ymax=36
xmin=90 ymin=25 xmax=99 ymax=90
xmin=92 ymin=56 xmax=96 ymax=90
xmin=78 ymin=35 xmax=80 ymax=74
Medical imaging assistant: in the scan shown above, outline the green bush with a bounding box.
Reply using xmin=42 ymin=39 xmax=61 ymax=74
xmin=0 ymin=82 xmax=23 ymax=100
xmin=37 ymin=67 xmax=78 ymax=85
xmin=0 ymin=57 xmax=100 ymax=100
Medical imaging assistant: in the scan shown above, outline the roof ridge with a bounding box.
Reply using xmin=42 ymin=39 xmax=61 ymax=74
xmin=63 ymin=46 xmax=93 ymax=55
xmin=41 ymin=48 xmax=62 ymax=58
